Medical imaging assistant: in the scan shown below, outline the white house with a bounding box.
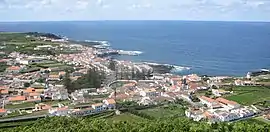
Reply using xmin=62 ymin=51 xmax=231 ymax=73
xmin=199 ymin=96 xmax=221 ymax=109
xmin=230 ymin=108 xmax=255 ymax=118
xmin=214 ymin=111 xmax=239 ymax=122
xmin=48 ymin=74 xmax=61 ymax=81
xmin=186 ymin=74 xmax=201 ymax=82
xmin=235 ymin=80 xmax=244 ymax=86
xmin=49 ymin=106 xmax=69 ymax=116
xmin=52 ymin=91 xmax=69 ymax=100
xmin=92 ymin=103 xmax=106 ymax=112
xmin=138 ymin=97 xmax=153 ymax=106
xmin=52 ymin=88 xmax=69 ymax=100
xmin=185 ymin=108 xmax=204 ymax=121
xmin=19 ymin=59 xmax=30 ymax=65
xmin=212 ymin=89 xmax=231 ymax=97
xmin=218 ymin=113 xmax=238 ymax=122
xmin=71 ymin=108 xmax=95 ymax=116
xmin=103 ymin=99 xmax=116 ymax=109
xmin=0 ymin=109 xmax=7 ymax=116
xmin=44 ymin=87 xmax=69 ymax=100
xmin=140 ymin=88 xmax=158 ymax=97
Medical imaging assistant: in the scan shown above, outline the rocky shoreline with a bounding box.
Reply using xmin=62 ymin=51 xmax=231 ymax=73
xmin=66 ymin=38 xmax=189 ymax=74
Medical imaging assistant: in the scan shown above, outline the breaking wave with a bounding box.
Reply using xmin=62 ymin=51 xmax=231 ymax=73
xmin=143 ymin=62 xmax=190 ymax=73
xmin=171 ymin=65 xmax=191 ymax=72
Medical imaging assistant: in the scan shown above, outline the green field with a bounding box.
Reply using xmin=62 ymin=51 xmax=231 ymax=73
xmin=139 ymin=105 xmax=186 ymax=118
xmin=253 ymin=116 xmax=270 ymax=124
xmin=107 ymin=113 xmax=145 ymax=123
xmin=41 ymin=63 xmax=66 ymax=68
xmin=241 ymin=117 xmax=270 ymax=125
xmin=0 ymin=110 xmax=47 ymax=120
xmin=5 ymin=102 xmax=35 ymax=109
xmin=225 ymin=86 xmax=270 ymax=105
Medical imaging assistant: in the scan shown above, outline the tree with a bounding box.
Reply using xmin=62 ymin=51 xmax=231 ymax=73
xmin=23 ymin=82 xmax=30 ymax=88
xmin=63 ymin=71 xmax=72 ymax=93
xmin=212 ymin=85 xmax=218 ymax=89
xmin=131 ymin=67 xmax=136 ymax=80
xmin=70 ymin=68 xmax=105 ymax=91
xmin=205 ymin=90 xmax=213 ymax=97
xmin=36 ymin=78 xmax=45 ymax=83
xmin=228 ymin=84 xmax=233 ymax=91
xmin=108 ymin=60 xmax=116 ymax=71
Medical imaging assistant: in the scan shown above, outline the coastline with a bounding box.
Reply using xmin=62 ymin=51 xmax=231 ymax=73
xmin=66 ymin=37 xmax=191 ymax=75
xmin=1 ymin=31 xmax=269 ymax=77
xmin=44 ymin=33 xmax=270 ymax=77
xmin=68 ymin=37 xmax=270 ymax=77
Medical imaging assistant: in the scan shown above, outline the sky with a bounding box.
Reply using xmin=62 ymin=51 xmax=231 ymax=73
xmin=0 ymin=0 xmax=270 ymax=21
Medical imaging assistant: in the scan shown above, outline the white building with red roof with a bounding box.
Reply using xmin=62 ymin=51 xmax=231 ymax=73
xmin=49 ymin=106 xmax=69 ymax=116
xmin=6 ymin=66 xmax=22 ymax=73
xmin=216 ymin=98 xmax=240 ymax=109
xmin=199 ymin=96 xmax=222 ymax=109
xmin=103 ymin=99 xmax=116 ymax=109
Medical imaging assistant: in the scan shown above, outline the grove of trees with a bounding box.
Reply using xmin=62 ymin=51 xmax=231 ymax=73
xmin=64 ymin=68 xmax=105 ymax=93
xmin=0 ymin=62 xmax=8 ymax=72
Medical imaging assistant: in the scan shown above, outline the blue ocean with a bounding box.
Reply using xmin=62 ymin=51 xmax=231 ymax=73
xmin=1 ymin=21 xmax=270 ymax=76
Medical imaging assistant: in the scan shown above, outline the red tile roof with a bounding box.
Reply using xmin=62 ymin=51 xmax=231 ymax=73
xmin=0 ymin=86 xmax=8 ymax=90
xmin=29 ymin=92 xmax=41 ymax=96
xmin=92 ymin=103 xmax=103 ymax=107
xmin=7 ymin=66 xmax=21 ymax=71
xmin=105 ymin=99 xmax=116 ymax=104
xmin=57 ymin=106 xmax=68 ymax=111
xmin=24 ymin=87 xmax=36 ymax=93
xmin=216 ymin=98 xmax=238 ymax=105
xmin=36 ymin=103 xmax=52 ymax=110
xmin=200 ymin=96 xmax=216 ymax=103
xmin=59 ymin=71 xmax=66 ymax=76
xmin=0 ymin=109 xmax=6 ymax=113
xmin=115 ymin=93 xmax=129 ymax=100
xmin=189 ymin=83 xmax=198 ymax=89
xmin=9 ymin=96 xmax=26 ymax=101
xmin=203 ymin=111 xmax=213 ymax=119
xmin=0 ymin=89 xmax=9 ymax=94
xmin=27 ymin=98 xmax=41 ymax=102
xmin=0 ymin=59 xmax=8 ymax=63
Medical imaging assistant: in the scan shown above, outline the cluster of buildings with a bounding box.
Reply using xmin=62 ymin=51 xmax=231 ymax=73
xmin=185 ymin=96 xmax=257 ymax=122
xmin=53 ymin=47 xmax=110 ymax=72
xmin=0 ymin=34 xmax=266 ymax=124
xmin=1 ymin=85 xmax=69 ymax=105
xmin=48 ymin=98 xmax=116 ymax=117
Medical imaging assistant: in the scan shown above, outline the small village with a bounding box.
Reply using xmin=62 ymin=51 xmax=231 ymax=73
xmin=0 ymin=32 xmax=270 ymax=127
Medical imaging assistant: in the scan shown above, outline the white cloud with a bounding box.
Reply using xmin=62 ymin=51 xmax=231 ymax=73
xmin=0 ymin=0 xmax=270 ymax=21
xmin=76 ymin=0 xmax=90 ymax=9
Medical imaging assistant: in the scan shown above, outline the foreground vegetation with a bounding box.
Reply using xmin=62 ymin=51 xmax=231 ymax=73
xmin=1 ymin=104 xmax=268 ymax=131
xmin=1 ymin=115 xmax=269 ymax=132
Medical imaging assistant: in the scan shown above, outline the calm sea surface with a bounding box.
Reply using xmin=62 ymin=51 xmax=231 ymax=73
xmin=1 ymin=21 xmax=270 ymax=76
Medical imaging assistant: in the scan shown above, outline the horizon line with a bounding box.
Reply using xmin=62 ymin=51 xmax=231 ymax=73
xmin=0 ymin=19 xmax=270 ymax=23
